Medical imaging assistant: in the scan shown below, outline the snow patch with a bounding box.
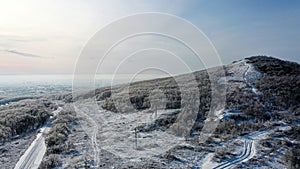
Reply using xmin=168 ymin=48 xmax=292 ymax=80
xmin=201 ymin=153 xmax=218 ymax=168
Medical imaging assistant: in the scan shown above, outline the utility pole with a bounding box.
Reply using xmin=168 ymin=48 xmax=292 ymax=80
xmin=134 ymin=128 xmax=137 ymax=149
xmin=155 ymin=104 xmax=157 ymax=118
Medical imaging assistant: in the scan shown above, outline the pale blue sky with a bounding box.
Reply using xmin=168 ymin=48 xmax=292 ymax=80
xmin=0 ymin=0 xmax=299 ymax=74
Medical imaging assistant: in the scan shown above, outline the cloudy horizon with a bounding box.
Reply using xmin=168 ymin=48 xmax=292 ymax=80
xmin=1 ymin=0 xmax=299 ymax=75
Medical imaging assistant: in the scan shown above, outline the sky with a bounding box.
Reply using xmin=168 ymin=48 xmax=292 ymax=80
xmin=0 ymin=0 xmax=299 ymax=75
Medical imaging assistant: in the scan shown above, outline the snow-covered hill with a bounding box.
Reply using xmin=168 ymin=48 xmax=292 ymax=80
xmin=2 ymin=56 xmax=299 ymax=169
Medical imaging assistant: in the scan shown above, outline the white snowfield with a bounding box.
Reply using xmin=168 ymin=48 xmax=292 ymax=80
xmin=14 ymin=107 xmax=63 ymax=169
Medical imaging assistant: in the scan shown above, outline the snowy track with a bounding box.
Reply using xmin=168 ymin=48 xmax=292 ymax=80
xmin=14 ymin=134 xmax=46 ymax=169
xmin=213 ymin=140 xmax=254 ymax=169
xmin=212 ymin=61 xmax=259 ymax=169
xmin=74 ymin=105 xmax=101 ymax=167
xmin=206 ymin=60 xmax=260 ymax=169
xmin=14 ymin=107 xmax=63 ymax=169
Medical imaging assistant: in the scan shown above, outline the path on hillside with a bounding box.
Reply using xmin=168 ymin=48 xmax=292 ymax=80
xmin=74 ymin=105 xmax=101 ymax=167
xmin=201 ymin=61 xmax=260 ymax=169
xmin=14 ymin=107 xmax=63 ymax=169
xmin=213 ymin=140 xmax=254 ymax=169
xmin=216 ymin=61 xmax=259 ymax=168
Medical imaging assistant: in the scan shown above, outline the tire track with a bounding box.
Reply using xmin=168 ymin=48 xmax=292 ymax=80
xmin=213 ymin=140 xmax=253 ymax=169
xmin=212 ymin=61 xmax=258 ymax=169
xmin=74 ymin=106 xmax=101 ymax=167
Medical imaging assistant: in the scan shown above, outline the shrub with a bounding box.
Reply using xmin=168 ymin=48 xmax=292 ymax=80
xmin=39 ymin=154 xmax=61 ymax=169
xmin=284 ymin=146 xmax=300 ymax=169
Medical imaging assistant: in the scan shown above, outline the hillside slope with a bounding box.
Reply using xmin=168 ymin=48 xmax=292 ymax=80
xmin=2 ymin=56 xmax=299 ymax=169
xmin=42 ymin=56 xmax=298 ymax=168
